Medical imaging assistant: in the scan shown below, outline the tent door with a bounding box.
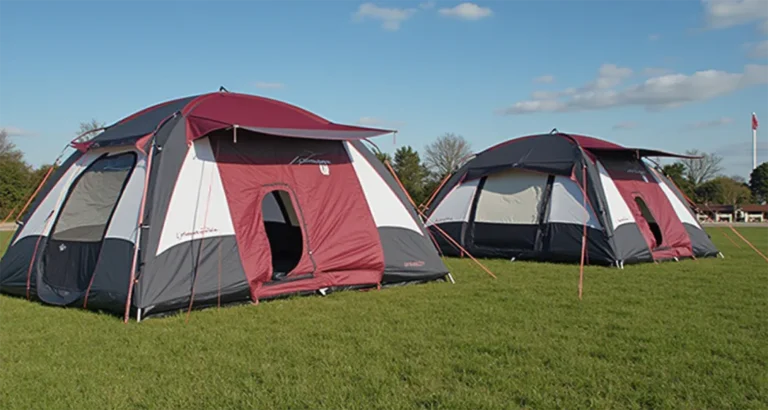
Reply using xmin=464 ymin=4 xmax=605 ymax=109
xmin=261 ymin=185 xmax=316 ymax=282
xmin=41 ymin=153 xmax=136 ymax=298
xmin=631 ymin=193 xmax=663 ymax=251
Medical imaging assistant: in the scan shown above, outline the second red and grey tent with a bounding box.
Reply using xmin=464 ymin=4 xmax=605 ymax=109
xmin=0 ymin=91 xmax=449 ymax=319
xmin=424 ymin=132 xmax=720 ymax=266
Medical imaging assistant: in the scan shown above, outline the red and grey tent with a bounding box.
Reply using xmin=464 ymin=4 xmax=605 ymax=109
xmin=424 ymin=132 xmax=720 ymax=266
xmin=0 ymin=91 xmax=449 ymax=320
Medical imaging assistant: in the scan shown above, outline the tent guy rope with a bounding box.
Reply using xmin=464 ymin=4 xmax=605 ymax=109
xmin=728 ymin=224 xmax=768 ymax=263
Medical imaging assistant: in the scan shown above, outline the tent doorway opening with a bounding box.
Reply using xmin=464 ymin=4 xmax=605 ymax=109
xmin=262 ymin=189 xmax=304 ymax=281
xmin=42 ymin=152 xmax=136 ymax=293
xmin=634 ymin=196 xmax=663 ymax=248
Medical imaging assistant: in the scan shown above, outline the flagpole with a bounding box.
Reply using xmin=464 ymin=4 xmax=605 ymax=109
xmin=754 ymin=127 xmax=758 ymax=170
xmin=753 ymin=112 xmax=758 ymax=170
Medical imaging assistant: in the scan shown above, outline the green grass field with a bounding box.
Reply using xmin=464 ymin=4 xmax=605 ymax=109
xmin=1 ymin=227 xmax=767 ymax=409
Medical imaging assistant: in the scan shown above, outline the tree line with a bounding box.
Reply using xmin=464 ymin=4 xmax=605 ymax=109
xmin=660 ymin=151 xmax=768 ymax=206
xmin=0 ymin=120 xmax=104 ymax=220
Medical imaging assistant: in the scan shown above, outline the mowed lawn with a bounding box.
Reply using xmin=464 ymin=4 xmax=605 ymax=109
xmin=1 ymin=228 xmax=767 ymax=409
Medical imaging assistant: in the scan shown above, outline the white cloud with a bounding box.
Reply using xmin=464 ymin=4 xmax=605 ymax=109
xmin=702 ymin=0 xmax=768 ymax=30
xmin=353 ymin=3 xmax=417 ymax=31
xmin=643 ymin=67 xmax=673 ymax=76
xmin=688 ymin=117 xmax=734 ymax=129
xmin=0 ymin=126 xmax=37 ymax=137
xmin=648 ymin=34 xmax=661 ymax=41
xmin=419 ymin=1 xmax=436 ymax=9
xmin=534 ymin=75 xmax=555 ymax=84
xmin=438 ymin=3 xmax=493 ymax=21
xmin=747 ymin=40 xmax=768 ymax=59
xmin=592 ymin=64 xmax=633 ymax=89
xmin=613 ymin=121 xmax=638 ymax=130
xmin=357 ymin=117 xmax=405 ymax=128
xmin=254 ymin=82 xmax=284 ymax=89
xmin=496 ymin=64 xmax=768 ymax=115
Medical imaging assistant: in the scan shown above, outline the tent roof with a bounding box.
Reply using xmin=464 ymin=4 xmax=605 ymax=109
xmin=483 ymin=133 xmax=697 ymax=159
xmin=77 ymin=92 xmax=394 ymax=150
xmin=462 ymin=132 xmax=697 ymax=181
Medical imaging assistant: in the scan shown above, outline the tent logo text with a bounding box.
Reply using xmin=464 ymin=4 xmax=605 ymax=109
xmin=176 ymin=226 xmax=219 ymax=240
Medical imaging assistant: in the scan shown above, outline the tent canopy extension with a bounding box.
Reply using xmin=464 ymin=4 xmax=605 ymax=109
xmin=424 ymin=132 xmax=719 ymax=266
xmin=0 ymin=91 xmax=449 ymax=319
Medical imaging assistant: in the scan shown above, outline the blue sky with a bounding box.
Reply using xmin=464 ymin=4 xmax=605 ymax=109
xmin=1 ymin=0 xmax=767 ymax=178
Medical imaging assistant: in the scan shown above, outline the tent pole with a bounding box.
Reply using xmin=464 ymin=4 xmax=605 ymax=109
xmin=420 ymin=172 xmax=453 ymax=211
xmin=1 ymin=205 xmax=18 ymax=225
xmin=123 ymin=138 xmax=157 ymax=324
xmin=578 ymin=163 xmax=588 ymax=300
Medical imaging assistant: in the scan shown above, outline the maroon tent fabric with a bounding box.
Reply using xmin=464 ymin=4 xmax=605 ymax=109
xmin=183 ymin=92 xmax=392 ymax=142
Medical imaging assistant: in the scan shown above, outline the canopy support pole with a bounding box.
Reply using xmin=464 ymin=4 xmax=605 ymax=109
xmin=123 ymin=138 xmax=157 ymax=323
xmin=420 ymin=172 xmax=453 ymax=212
xmin=578 ymin=163 xmax=588 ymax=300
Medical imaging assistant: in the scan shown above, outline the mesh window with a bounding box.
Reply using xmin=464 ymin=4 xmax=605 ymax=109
xmin=51 ymin=153 xmax=136 ymax=242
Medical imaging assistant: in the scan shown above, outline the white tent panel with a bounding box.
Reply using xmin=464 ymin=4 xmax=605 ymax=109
xmin=345 ymin=143 xmax=423 ymax=234
xmin=648 ymin=168 xmax=700 ymax=227
xmin=474 ymin=169 xmax=547 ymax=225
xmin=104 ymin=153 xmax=146 ymax=241
xmin=425 ymin=179 xmax=479 ymax=226
xmin=546 ymin=176 xmax=600 ymax=228
xmin=156 ymin=138 xmax=236 ymax=256
xmin=596 ymin=160 xmax=635 ymax=229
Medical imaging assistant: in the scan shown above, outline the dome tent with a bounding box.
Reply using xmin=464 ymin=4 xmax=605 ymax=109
xmin=0 ymin=91 xmax=449 ymax=321
xmin=424 ymin=132 xmax=719 ymax=266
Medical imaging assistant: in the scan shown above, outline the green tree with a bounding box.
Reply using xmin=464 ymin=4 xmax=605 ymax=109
xmin=0 ymin=151 xmax=33 ymax=218
xmin=661 ymin=162 xmax=695 ymax=199
xmin=749 ymin=162 xmax=768 ymax=203
xmin=371 ymin=147 xmax=392 ymax=165
xmin=695 ymin=176 xmax=752 ymax=205
xmin=392 ymin=146 xmax=428 ymax=205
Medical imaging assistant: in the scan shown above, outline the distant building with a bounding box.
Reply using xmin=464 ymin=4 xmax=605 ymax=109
xmin=695 ymin=204 xmax=768 ymax=223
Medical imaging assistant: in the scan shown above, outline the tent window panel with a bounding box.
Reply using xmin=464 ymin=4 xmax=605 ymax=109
xmin=546 ymin=176 xmax=601 ymax=228
xmin=427 ymin=179 xmax=479 ymax=225
xmin=51 ymin=153 xmax=136 ymax=242
xmin=474 ymin=169 xmax=548 ymax=225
